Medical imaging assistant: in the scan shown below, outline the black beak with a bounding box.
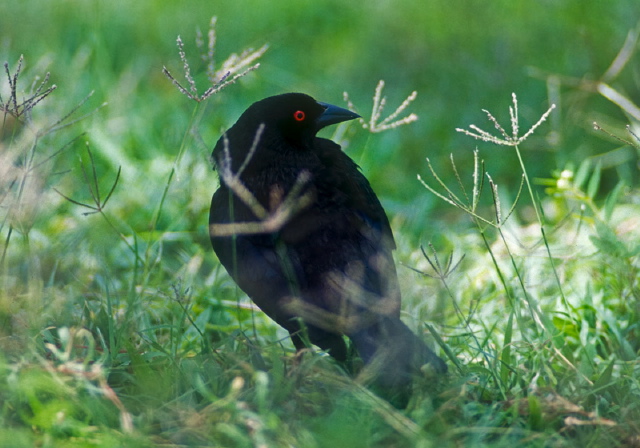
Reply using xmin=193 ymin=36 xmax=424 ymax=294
xmin=316 ymin=102 xmax=360 ymax=131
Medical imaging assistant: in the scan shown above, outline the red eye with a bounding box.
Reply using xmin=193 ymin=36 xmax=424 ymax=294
xmin=293 ymin=110 xmax=306 ymax=121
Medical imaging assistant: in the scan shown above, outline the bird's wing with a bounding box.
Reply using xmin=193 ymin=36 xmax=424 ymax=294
xmin=209 ymin=187 xmax=307 ymax=330
xmin=275 ymin=138 xmax=402 ymax=327
xmin=313 ymin=138 xmax=395 ymax=249
xmin=209 ymin=138 xmax=401 ymax=333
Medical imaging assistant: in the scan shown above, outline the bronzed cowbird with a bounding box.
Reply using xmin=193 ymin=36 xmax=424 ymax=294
xmin=209 ymin=93 xmax=446 ymax=395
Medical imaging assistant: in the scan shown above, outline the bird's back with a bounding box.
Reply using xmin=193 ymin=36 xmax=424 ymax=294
xmin=210 ymin=135 xmax=401 ymax=332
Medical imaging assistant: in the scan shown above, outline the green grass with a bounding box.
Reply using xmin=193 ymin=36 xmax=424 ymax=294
xmin=2 ymin=1 xmax=640 ymax=446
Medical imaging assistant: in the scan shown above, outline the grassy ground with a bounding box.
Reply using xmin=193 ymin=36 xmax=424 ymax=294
xmin=1 ymin=1 xmax=640 ymax=446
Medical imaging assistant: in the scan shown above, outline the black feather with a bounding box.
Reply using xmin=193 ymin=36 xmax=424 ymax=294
xmin=209 ymin=93 xmax=446 ymax=402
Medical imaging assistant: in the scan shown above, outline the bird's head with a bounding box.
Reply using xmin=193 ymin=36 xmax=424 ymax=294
xmin=213 ymin=93 xmax=360 ymax=175
xmin=245 ymin=93 xmax=360 ymax=146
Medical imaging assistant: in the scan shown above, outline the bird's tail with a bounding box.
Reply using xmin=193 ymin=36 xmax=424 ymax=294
xmin=350 ymin=317 xmax=447 ymax=392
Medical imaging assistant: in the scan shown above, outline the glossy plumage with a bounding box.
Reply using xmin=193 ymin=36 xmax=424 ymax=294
xmin=209 ymin=93 xmax=446 ymax=396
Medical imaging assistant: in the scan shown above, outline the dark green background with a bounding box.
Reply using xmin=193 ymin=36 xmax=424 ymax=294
xmin=2 ymin=0 xmax=638 ymax=239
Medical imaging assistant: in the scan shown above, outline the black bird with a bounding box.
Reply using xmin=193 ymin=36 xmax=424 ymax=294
xmin=209 ymin=93 xmax=446 ymax=394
